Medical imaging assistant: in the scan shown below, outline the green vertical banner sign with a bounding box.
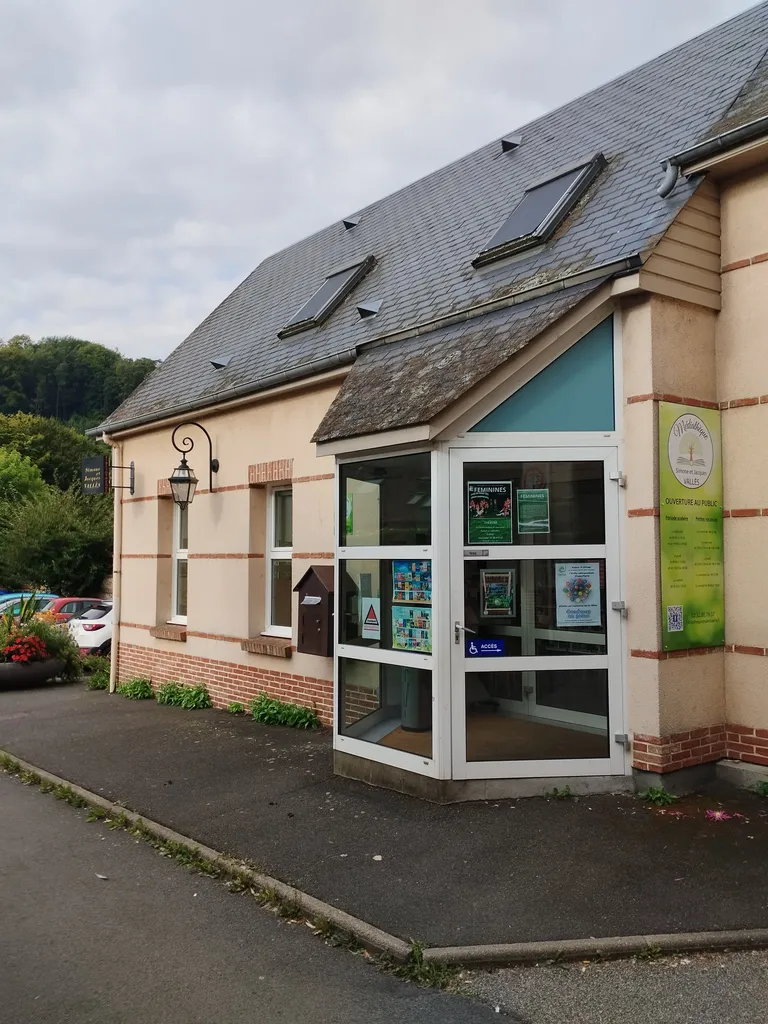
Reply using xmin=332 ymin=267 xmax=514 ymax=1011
xmin=659 ymin=402 xmax=724 ymax=650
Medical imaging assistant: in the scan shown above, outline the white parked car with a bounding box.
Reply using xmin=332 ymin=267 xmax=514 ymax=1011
xmin=69 ymin=602 xmax=113 ymax=657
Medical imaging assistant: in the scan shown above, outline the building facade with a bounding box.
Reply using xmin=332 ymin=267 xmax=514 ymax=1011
xmin=98 ymin=6 xmax=768 ymax=798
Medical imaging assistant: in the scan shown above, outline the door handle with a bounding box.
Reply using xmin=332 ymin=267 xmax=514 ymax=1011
xmin=454 ymin=621 xmax=476 ymax=644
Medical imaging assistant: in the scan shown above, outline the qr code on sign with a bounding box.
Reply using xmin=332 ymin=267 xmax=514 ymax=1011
xmin=667 ymin=605 xmax=684 ymax=632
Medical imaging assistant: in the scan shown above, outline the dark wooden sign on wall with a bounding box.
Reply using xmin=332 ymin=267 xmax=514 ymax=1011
xmin=81 ymin=456 xmax=110 ymax=495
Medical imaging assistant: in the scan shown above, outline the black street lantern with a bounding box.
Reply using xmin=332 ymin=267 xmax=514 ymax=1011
xmin=168 ymin=456 xmax=198 ymax=509
xmin=168 ymin=422 xmax=218 ymax=508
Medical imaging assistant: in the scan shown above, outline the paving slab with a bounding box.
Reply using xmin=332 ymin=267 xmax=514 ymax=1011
xmin=2 ymin=682 xmax=768 ymax=948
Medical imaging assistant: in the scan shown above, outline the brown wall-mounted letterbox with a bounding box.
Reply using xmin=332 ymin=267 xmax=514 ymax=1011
xmin=294 ymin=565 xmax=334 ymax=658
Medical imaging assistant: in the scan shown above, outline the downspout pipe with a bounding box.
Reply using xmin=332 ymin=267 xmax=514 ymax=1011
xmin=657 ymin=113 xmax=768 ymax=197
xmin=102 ymin=433 xmax=122 ymax=694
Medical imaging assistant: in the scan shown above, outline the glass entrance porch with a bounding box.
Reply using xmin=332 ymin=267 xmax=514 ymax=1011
xmin=333 ymin=445 xmax=626 ymax=784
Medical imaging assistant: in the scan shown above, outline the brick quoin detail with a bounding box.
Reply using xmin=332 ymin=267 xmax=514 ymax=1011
xmin=117 ymin=642 xmax=333 ymax=724
xmin=248 ymin=459 xmax=293 ymax=485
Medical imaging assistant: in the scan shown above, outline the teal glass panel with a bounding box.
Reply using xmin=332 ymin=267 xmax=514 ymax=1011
xmin=470 ymin=317 xmax=614 ymax=432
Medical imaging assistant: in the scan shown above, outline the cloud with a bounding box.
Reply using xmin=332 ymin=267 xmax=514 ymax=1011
xmin=0 ymin=0 xmax=754 ymax=357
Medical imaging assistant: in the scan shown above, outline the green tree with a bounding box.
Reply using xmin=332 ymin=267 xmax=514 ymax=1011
xmin=0 ymin=335 xmax=158 ymax=427
xmin=0 ymin=412 xmax=107 ymax=490
xmin=0 ymin=488 xmax=113 ymax=595
xmin=0 ymin=448 xmax=47 ymax=501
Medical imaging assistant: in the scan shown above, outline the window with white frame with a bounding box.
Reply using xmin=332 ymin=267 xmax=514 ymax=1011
xmin=266 ymin=488 xmax=293 ymax=635
xmin=336 ymin=452 xmax=434 ymax=759
xmin=171 ymin=504 xmax=189 ymax=623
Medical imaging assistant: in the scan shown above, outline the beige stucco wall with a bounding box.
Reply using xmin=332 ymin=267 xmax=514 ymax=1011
xmin=717 ymin=165 xmax=768 ymax=731
xmin=112 ymin=380 xmax=341 ymax=688
xmin=620 ymin=291 xmax=724 ymax=740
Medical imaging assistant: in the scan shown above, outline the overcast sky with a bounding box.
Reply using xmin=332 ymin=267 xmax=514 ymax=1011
xmin=0 ymin=0 xmax=756 ymax=359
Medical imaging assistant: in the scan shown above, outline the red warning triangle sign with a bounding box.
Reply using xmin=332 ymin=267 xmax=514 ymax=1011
xmin=364 ymin=603 xmax=379 ymax=627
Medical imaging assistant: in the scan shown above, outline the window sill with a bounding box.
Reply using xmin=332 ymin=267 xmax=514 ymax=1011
xmin=260 ymin=628 xmax=292 ymax=639
xmin=150 ymin=624 xmax=187 ymax=642
xmin=241 ymin=637 xmax=293 ymax=659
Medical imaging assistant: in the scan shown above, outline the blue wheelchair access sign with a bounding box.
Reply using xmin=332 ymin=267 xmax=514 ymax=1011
xmin=465 ymin=638 xmax=505 ymax=657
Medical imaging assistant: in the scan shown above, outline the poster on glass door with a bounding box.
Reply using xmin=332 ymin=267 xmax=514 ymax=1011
xmin=467 ymin=482 xmax=512 ymax=543
xmin=555 ymin=561 xmax=601 ymax=627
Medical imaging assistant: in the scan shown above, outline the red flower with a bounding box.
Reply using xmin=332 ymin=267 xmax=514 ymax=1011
xmin=1 ymin=633 xmax=48 ymax=664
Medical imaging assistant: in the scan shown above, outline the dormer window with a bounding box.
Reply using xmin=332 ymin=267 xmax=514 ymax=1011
xmin=278 ymin=256 xmax=375 ymax=338
xmin=473 ymin=154 xmax=606 ymax=267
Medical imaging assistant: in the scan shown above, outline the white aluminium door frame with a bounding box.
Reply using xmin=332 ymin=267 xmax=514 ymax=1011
xmin=448 ymin=445 xmax=627 ymax=780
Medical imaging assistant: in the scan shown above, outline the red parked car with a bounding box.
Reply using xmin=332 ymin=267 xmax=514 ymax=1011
xmin=38 ymin=597 xmax=104 ymax=624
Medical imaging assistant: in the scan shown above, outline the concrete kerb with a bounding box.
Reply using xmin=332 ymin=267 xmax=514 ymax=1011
xmin=0 ymin=748 xmax=410 ymax=964
xmin=4 ymin=747 xmax=768 ymax=969
xmin=423 ymin=930 xmax=768 ymax=967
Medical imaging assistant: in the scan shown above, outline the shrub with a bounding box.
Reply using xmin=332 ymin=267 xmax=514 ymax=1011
xmin=83 ymin=655 xmax=110 ymax=690
xmin=156 ymin=680 xmax=212 ymax=709
xmin=227 ymin=701 xmax=245 ymax=715
xmin=117 ymin=677 xmax=153 ymax=700
xmin=250 ymin=692 xmax=320 ymax=729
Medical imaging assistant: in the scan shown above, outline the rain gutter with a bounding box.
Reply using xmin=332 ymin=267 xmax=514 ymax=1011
xmin=657 ymin=114 xmax=768 ymax=197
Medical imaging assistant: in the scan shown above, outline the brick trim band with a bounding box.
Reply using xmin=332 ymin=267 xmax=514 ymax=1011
xmin=292 ymin=552 xmax=334 ymax=560
xmin=293 ymin=474 xmax=335 ymax=483
xmin=631 ymin=647 xmax=722 ymax=660
xmin=122 ymin=553 xmax=171 ymax=559
xmin=628 ymin=508 xmax=659 ymax=517
xmin=722 ymin=251 xmax=768 ymax=273
xmin=723 ymin=509 xmax=768 ymax=518
xmin=187 ymin=552 xmax=264 ymax=559
xmin=726 ymin=644 xmax=768 ymax=656
xmin=122 ymin=494 xmax=157 ymax=504
xmin=626 ymin=392 xmax=718 ymax=409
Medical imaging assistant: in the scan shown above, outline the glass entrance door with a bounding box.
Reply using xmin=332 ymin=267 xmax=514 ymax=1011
xmin=450 ymin=447 xmax=626 ymax=779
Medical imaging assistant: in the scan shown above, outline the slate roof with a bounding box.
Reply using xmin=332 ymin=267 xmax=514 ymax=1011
xmin=98 ymin=3 xmax=768 ymax=439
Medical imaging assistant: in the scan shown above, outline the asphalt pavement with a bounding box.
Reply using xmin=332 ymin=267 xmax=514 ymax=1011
xmin=468 ymin=951 xmax=768 ymax=1023
xmin=0 ymin=772 xmax=498 ymax=1024
xmin=2 ymin=683 xmax=768 ymax=948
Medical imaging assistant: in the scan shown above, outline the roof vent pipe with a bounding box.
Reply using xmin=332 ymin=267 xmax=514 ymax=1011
xmin=657 ymin=159 xmax=679 ymax=198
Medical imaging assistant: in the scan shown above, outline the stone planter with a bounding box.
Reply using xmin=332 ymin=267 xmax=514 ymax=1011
xmin=0 ymin=658 xmax=65 ymax=689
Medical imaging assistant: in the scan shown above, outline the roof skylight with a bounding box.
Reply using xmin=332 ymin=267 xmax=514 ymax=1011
xmin=278 ymin=256 xmax=375 ymax=338
xmin=473 ymin=153 xmax=606 ymax=267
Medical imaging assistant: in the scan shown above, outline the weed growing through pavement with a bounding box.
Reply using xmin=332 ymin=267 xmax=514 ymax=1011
xmin=0 ymin=752 xmax=458 ymax=991
xmin=250 ymin=692 xmax=320 ymax=729
xmin=116 ymin=677 xmax=154 ymax=700
xmin=156 ymin=681 xmax=212 ymax=709
xmin=388 ymin=940 xmax=458 ymax=990
xmin=638 ymin=786 xmax=678 ymax=807
xmin=83 ymin=656 xmax=110 ymax=690
xmin=633 ymin=944 xmax=664 ymax=962
xmin=752 ymin=781 xmax=768 ymax=798
xmin=544 ymin=785 xmax=574 ymax=800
